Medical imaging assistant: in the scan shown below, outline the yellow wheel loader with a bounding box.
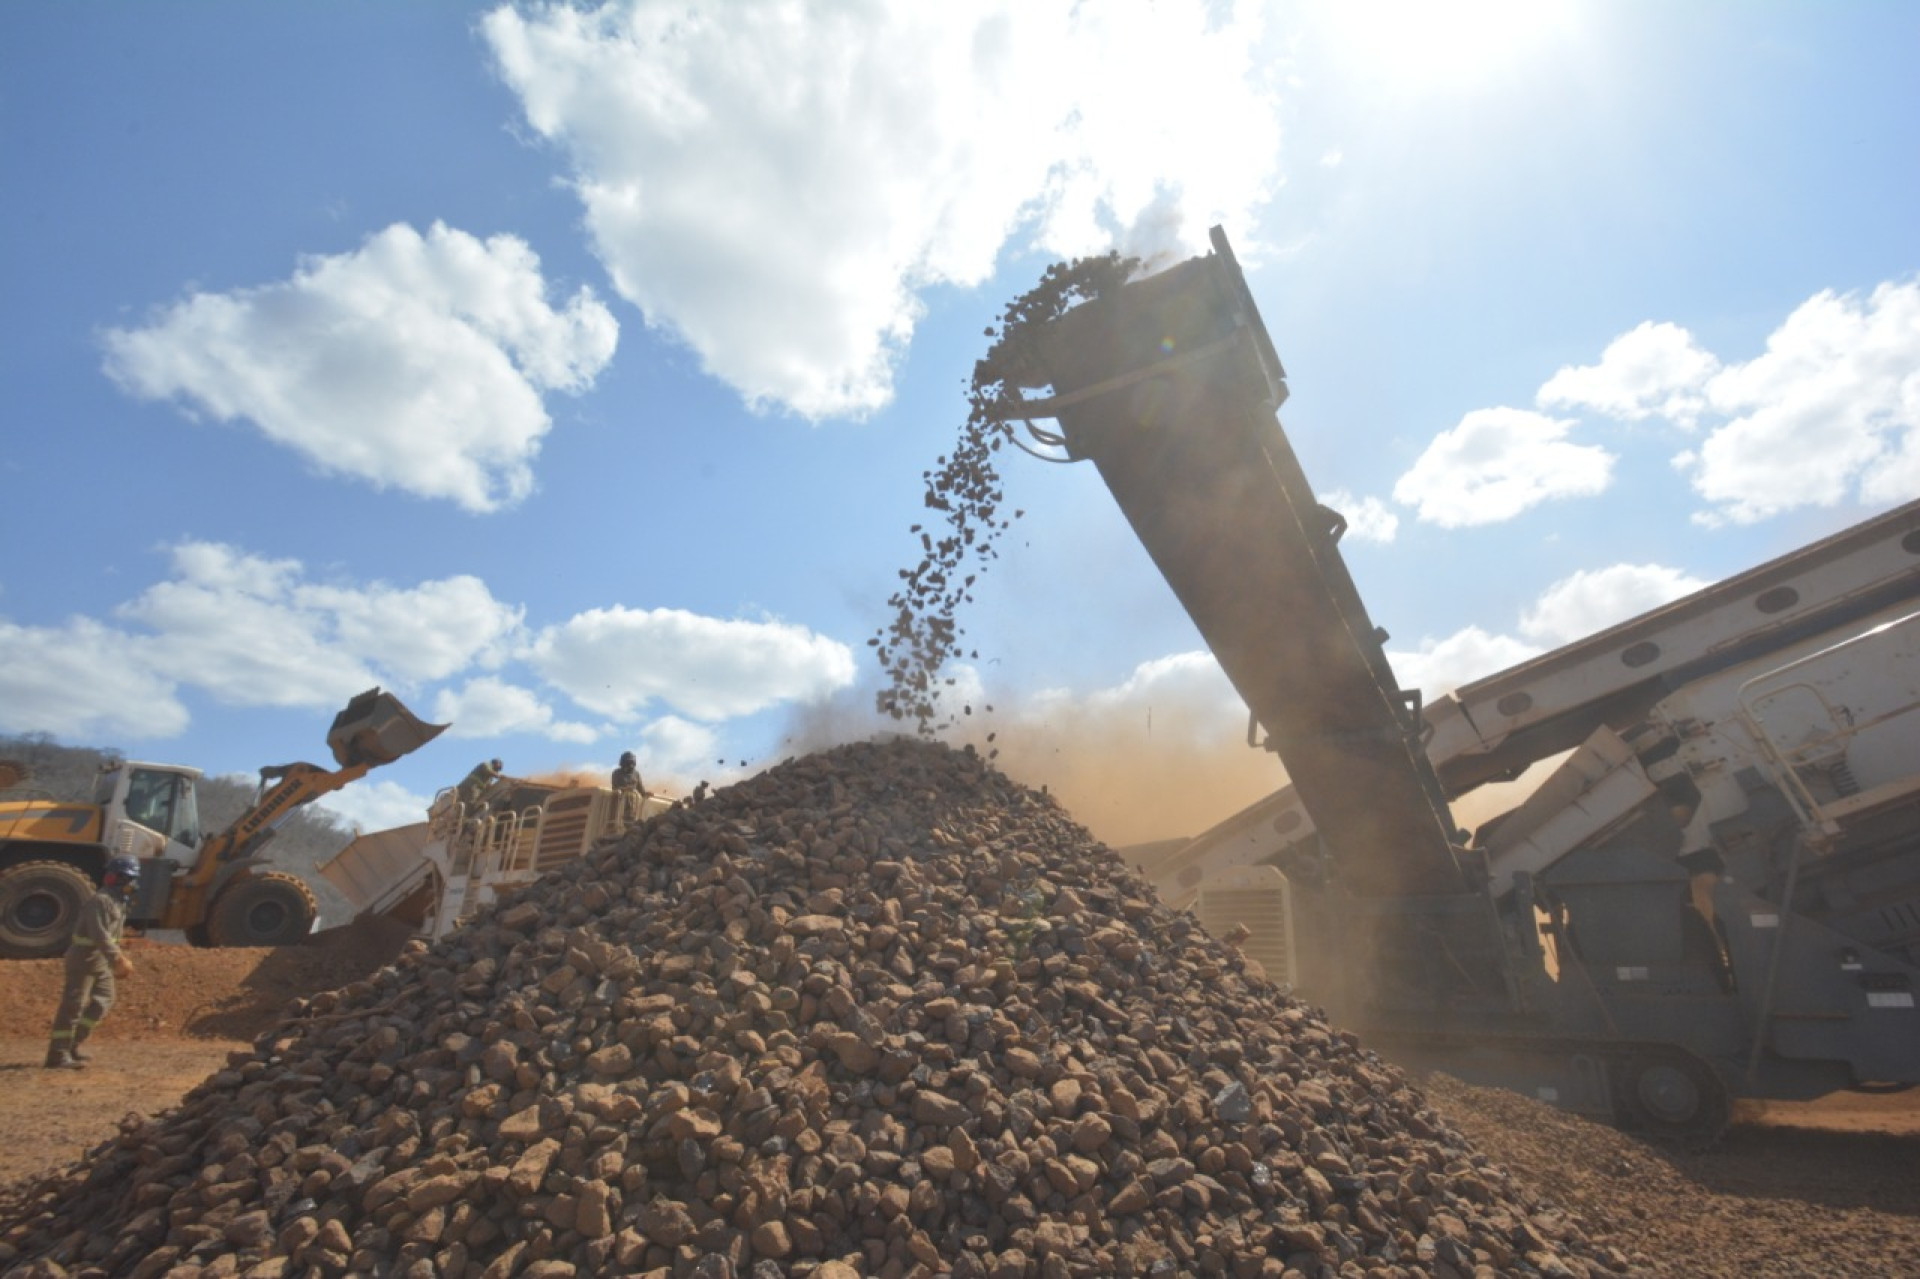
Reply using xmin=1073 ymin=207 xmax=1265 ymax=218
xmin=0 ymin=688 xmax=446 ymax=958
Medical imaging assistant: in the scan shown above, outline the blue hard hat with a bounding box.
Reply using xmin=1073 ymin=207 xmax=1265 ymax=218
xmin=104 ymin=855 xmax=142 ymax=883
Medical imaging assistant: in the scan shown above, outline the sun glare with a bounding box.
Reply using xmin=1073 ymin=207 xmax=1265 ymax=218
xmin=1314 ymin=0 xmax=1579 ymax=95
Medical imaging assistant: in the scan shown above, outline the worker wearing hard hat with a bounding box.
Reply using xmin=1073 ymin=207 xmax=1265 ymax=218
xmin=611 ymin=751 xmax=645 ymax=796
xmin=45 ymin=855 xmax=139 ymax=1070
xmin=457 ymin=758 xmax=504 ymax=806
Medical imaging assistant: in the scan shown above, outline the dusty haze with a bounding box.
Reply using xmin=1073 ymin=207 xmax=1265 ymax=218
xmin=785 ymin=684 xmax=1280 ymax=849
xmin=784 ymin=679 xmax=1563 ymax=856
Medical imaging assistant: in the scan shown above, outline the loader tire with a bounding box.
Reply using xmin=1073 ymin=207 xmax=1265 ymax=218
xmin=205 ymin=872 xmax=318 ymax=948
xmin=0 ymin=860 xmax=95 ymax=959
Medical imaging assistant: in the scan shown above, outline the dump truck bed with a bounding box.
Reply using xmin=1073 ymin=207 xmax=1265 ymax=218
xmin=315 ymin=821 xmax=434 ymax=920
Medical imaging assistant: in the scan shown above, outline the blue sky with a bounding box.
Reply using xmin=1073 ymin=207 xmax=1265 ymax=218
xmin=4 ymin=1 xmax=1916 ymax=844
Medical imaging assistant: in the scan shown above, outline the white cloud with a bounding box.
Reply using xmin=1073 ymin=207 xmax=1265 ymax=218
xmin=0 ymin=617 xmax=187 ymax=740
xmin=118 ymin=543 xmax=523 ymax=711
xmin=1682 ymin=280 xmax=1920 ymax=525
xmin=527 ymin=606 xmax=857 ymax=721
xmin=101 ymin=222 xmax=618 ymax=512
xmin=542 ymin=717 xmax=730 ymax=797
xmin=121 ymin=548 xmax=382 ymax=710
xmin=312 ymin=779 xmax=436 ymax=835
xmin=1518 ymin=563 xmax=1710 ymax=646
xmin=1537 ymin=320 xmax=1720 ymax=426
xmin=433 ymin=676 xmax=599 ymax=744
xmin=1310 ymin=0 xmax=1582 ymax=97
xmin=0 ymin=542 xmax=868 ymax=767
xmin=169 ymin=540 xmax=296 ymax=597
xmin=1393 ymin=407 xmax=1614 ymax=527
xmin=1535 ymin=280 xmax=1920 ymax=526
xmin=637 ymin=715 xmax=722 ymax=780
xmin=950 ymin=651 xmax=1276 ymax=845
xmin=1046 ymin=650 xmax=1246 ymax=738
xmin=303 ymin=576 xmax=524 ymax=683
xmin=1383 ymin=562 xmax=1709 ymax=700
xmin=483 ymin=0 xmax=1281 ymax=419
xmin=1320 ymin=489 xmax=1398 ymax=543
xmin=1386 ymin=626 xmax=1540 ymax=698
xmin=0 ymin=545 xmax=526 ymax=743
xmin=1866 ymin=426 xmax=1920 ymax=508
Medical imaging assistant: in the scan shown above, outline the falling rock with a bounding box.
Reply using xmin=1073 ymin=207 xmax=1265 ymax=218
xmin=508 ymin=1138 xmax=560 ymax=1195
xmin=222 ymin=1211 xmax=274 ymax=1249
xmin=947 ymin=1125 xmax=983 ymax=1176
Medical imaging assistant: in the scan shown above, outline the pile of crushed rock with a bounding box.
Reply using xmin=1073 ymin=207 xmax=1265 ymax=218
xmin=0 ymin=739 xmax=1627 ymax=1278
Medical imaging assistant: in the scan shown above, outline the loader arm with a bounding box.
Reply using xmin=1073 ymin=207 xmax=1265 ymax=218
xmin=158 ymin=687 xmax=446 ymax=931
xmin=156 ymin=760 xmax=372 ymax=929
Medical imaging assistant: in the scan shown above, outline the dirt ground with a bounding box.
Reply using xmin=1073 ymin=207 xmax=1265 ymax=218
xmin=0 ymin=916 xmax=414 ymax=1187
xmin=1428 ymin=1073 xmax=1920 ymax=1277
xmin=1 ymin=928 xmax=1915 ymax=1276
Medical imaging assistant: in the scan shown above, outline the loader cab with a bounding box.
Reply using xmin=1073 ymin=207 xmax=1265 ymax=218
xmin=96 ymin=762 xmax=204 ymax=869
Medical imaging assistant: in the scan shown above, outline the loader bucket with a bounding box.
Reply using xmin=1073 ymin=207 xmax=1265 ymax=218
xmin=328 ymin=688 xmax=448 ymax=769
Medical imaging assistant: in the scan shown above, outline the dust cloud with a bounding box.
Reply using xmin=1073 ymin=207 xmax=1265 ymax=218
xmin=527 ymin=769 xmax=608 ymax=790
xmin=967 ymin=716 xmax=1280 ymax=850
xmin=787 ymin=670 xmax=1566 ymax=862
xmin=786 ymin=681 xmax=1281 ymax=850
xmin=780 ymin=685 xmax=899 ymax=763
xmin=1448 ymin=753 xmax=1568 ymax=843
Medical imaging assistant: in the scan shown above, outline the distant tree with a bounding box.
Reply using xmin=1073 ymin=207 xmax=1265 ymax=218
xmin=0 ymin=733 xmax=117 ymax=802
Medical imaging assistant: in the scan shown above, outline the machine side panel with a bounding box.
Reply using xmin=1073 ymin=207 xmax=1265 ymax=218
xmin=1426 ymin=501 xmax=1920 ymax=794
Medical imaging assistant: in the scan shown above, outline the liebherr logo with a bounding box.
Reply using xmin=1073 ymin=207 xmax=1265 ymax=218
xmin=247 ymin=784 xmax=304 ymax=830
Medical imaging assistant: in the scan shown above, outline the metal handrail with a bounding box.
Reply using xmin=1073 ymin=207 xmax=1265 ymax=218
xmin=1734 ymin=609 xmax=1920 ymax=839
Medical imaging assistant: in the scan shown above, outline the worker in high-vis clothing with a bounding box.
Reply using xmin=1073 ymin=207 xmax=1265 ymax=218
xmin=44 ymin=855 xmax=139 ymax=1070
xmin=611 ymin=751 xmax=644 ymax=795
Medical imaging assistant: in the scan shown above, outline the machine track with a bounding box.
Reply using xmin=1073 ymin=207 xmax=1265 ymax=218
xmin=1368 ymin=1027 xmax=1733 ymax=1148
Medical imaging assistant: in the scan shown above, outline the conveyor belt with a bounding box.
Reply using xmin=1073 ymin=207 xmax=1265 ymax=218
xmin=1007 ymin=228 xmax=1465 ymax=896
